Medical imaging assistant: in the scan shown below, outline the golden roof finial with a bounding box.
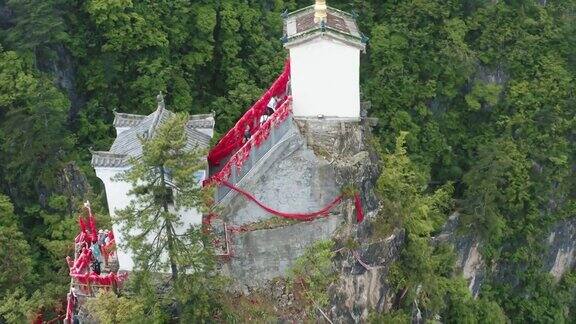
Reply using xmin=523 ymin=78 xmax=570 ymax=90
xmin=314 ymin=0 xmax=327 ymax=24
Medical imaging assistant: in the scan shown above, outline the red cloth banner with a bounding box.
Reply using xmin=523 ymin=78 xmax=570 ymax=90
xmin=68 ymin=204 xmax=127 ymax=289
xmin=78 ymin=217 xmax=87 ymax=234
xmin=70 ymin=272 xmax=125 ymax=286
xmin=70 ymin=248 xmax=92 ymax=274
xmin=354 ymin=193 xmax=364 ymax=223
xmin=221 ymin=181 xmax=366 ymax=224
xmin=206 ymin=97 xmax=293 ymax=186
xmin=207 ymin=61 xmax=291 ymax=167
xmin=222 ymin=181 xmax=342 ymax=221
xmin=86 ymin=205 xmax=97 ymax=240
xmin=65 ymin=292 xmax=74 ymax=323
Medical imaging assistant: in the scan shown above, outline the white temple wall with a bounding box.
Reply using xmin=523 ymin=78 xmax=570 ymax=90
xmin=95 ymin=167 xmax=205 ymax=272
xmin=289 ymin=37 xmax=360 ymax=119
xmin=95 ymin=167 xmax=135 ymax=271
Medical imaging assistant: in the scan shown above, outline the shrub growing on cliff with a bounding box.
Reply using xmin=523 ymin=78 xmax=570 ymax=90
xmin=373 ymin=132 xmax=506 ymax=322
xmin=375 ymin=132 xmax=453 ymax=238
xmin=86 ymin=291 xmax=146 ymax=324
xmin=288 ymin=240 xmax=336 ymax=316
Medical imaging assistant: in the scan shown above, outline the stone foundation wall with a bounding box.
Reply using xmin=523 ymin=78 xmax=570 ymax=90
xmin=219 ymin=117 xmax=381 ymax=288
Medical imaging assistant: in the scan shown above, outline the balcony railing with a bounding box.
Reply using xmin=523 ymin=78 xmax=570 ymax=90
xmin=215 ymin=104 xmax=293 ymax=203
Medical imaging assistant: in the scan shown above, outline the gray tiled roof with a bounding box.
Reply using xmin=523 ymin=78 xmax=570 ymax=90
xmin=91 ymin=151 xmax=129 ymax=168
xmin=188 ymin=113 xmax=216 ymax=129
xmin=113 ymin=112 xmax=147 ymax=128
xmin=283 ymin=6 xmax=364 ymax=50
xmin=92 ymin=107 xmax=214 ymax=168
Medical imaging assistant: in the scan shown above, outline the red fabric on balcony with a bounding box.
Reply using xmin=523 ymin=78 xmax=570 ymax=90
xmin=68 ymin=204 xmax=127 ymax=292
xmin=70 ymin=272 xmax=125 ymax=286
xmin=207 ymin=61 xmax=291 ymax=167
xmin=205 ymin=97 xmax=293 ymax=185
xmin=71 ymin=248 xmax=92 ymax=274
xmin=65 ymin=292 xmax=74 ymax=323
xmin=78 ymin=217 xmax=87 ymax=234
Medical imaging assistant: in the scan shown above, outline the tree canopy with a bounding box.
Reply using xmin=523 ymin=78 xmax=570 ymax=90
xmin=0 ymin=0 xmax=574 ymax=322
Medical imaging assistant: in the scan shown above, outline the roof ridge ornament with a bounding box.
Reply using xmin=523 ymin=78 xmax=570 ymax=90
xmin=149 ymin=91 xmax=166 ymax=138
xmin=314 ymin=0 xmax=327 ymax=24
xmin=156 ymin=91 xmax=165 ymax=110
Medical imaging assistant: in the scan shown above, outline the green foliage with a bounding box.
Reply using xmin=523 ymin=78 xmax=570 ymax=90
xmin=374 ymin=134 xmax=506 ymax=321
xmin=220 ymin=291 xmax=277 ymax=322
xmin=0 ymin=289 xmax=40 ymax=323
xmin=288 ymin=240 xmax=336 ymax=313
xmin=86 ymin=291 xmax=146 ymax=324
xmin=2 ymin=0 xmax=69 ymax=51
xmin=0 ymin=283 xmax=67 ymax=324
xmin=0 ymin=195 xmax=34 ymax=294
xmin=364 ymin=0 xmax=575 ymax=321
xmin=482 ymin=270 xmax=575 ymax=323
xmin=462 ymin=138 xmax=532 ymax=259
xmin=340 ymin=184 xmax=359 ymax=199
xmin=116 ymin=113 xmax=210 ymax=275
xmin=465 ymin=81 xmax=501 ymax=111
xmin=0 ymin=0 xmax=574 ymax=321
xmin=375 ymin=132 xmax=453 ymax=237
xmin=115 ymin=113 xmax=224 ymax=321
xmin=0 ymin=48 xmax=74 ymax=202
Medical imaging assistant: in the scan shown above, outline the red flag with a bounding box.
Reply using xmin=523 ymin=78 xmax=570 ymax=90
xmin=354 ymin=193 xmax=364 ymax=223
xmin=78 ymin=217 xmax=87 ymax=233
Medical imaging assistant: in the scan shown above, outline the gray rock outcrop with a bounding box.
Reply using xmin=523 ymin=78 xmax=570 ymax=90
xmin=434 ymin=213 xmax=576 ymax=297
xmin=219 ymin=117 xmax=382 ymax=291
xmin=329 ymin=226 xmax=405 ymax=322
xmin=544 ymin=218 xmax=576 ymax=281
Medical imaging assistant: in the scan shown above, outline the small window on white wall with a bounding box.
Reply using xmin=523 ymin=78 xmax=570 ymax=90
xmin=194 ymin=171 xmax=206 ymax=185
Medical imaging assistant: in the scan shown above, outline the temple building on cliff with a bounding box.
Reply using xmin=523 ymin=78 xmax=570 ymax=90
xmin=91 ymin=94 xmax=214 ymax=271
xmin=283 ymin=0 xmax=365 ymax=119
xmin=204 ymin=0 xmax=369 ymax=286
xmin=91 ymin=0 xmax=369 ymax=282
xmin=67 ymin=1 xmax=380 ymax=321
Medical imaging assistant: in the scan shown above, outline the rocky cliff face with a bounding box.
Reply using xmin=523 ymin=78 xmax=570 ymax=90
xmin=36 ymin=44 xmax=85 ymax=123
xmin=215 ymin=115 xmax=412 ymax=322
xmin=433 ymin=213 xmax=486 ymax=297
xmin=219 ymin=117 xmax=385 ymax=292
xmin=434 ymin=213 xmax=576 ymax=296
xmin=328 ymin=226 xmax=405 ymax=322
xmin=543 ymin=219 xmax=576 ymax=281
xmin=216 ymin=112 xmax=576 ymax=321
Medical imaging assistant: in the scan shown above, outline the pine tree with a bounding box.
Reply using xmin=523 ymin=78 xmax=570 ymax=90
xmin=0 ymin=194 xmax=34 ymax=295
xmin=116 ymin=112 xmax=210 ymax=279
xmin=114 ymin=112 xmax=223 ymax=320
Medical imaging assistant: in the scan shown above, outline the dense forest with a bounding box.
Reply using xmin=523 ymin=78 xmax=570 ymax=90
xmin=0 ymin=0 xmax=574 ymax=322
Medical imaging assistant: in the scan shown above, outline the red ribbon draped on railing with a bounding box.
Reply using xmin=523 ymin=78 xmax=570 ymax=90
xmin=86 ymin=203 xmax=97 ymax=240
xmin=65 ymin=202 xmax=127 ymax=321
xmin=207 ymin=61 xmax=291 ymax=167
xmin=65 ymin=292 xmax=74 ymax=323
xmin=70 ymin=272 xmax=127 ymax=286
xmin=206 ymin=98 xmax=293 ymax=186
xmin=222 ymin=181 xmax=365 ymax=223
xmin=77 ymin=202 xmax=98 ymax=243
xmin=71 ymin=248 xmax=92 ymax=274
